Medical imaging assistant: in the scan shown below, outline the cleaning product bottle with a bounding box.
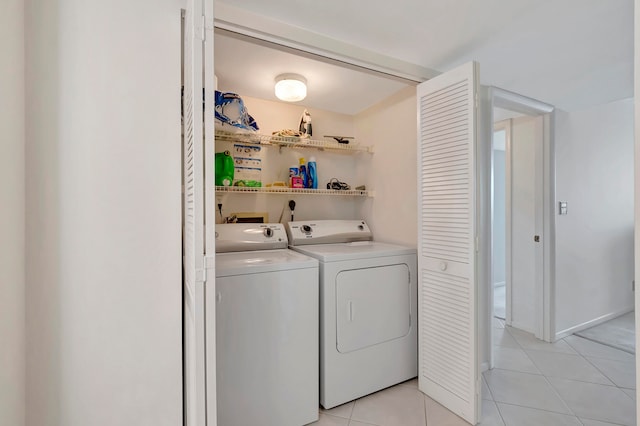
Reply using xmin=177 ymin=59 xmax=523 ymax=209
xmin=215 ymin=151 xmax=234 ymax=186
xmin=289 ymin=165 xmax=301 ymax=188
xmin=307 ymin=156 xmax=318 ymax=189
xmin=299 ymin=157 xmax=308 ymax=188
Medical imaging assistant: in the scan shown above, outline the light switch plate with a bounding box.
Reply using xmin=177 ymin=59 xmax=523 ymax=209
xmin=559 ymin=201 xmax=568 ymax=215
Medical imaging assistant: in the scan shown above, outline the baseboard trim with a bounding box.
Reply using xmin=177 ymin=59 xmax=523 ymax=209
xmin=481 ymin=362 xmax=489 ymax=372
xmin=555 ymin=306 xmax=634 ymax=340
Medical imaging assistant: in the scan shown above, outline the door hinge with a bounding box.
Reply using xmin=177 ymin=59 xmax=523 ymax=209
xmin=195 ymin=258 xmax=207 ymax=284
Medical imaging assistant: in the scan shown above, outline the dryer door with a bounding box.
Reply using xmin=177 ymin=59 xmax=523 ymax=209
xmin=336 ymin=264 xmax=411 ymax=353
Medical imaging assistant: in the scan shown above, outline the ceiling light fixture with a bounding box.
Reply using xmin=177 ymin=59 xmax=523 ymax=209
xmin=274 ymin=73 xmax=307 ymax=102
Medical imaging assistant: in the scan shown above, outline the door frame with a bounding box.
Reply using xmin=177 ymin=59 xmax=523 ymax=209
xmin=488 ymin=87 xmax=556 ymax=346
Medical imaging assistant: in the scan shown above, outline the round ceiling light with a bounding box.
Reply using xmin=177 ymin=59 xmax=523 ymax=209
xmin=274 ymin=74 xmax=307 ymax=102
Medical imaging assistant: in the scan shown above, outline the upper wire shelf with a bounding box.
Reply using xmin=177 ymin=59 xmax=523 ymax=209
xmin=215 ymin=186 xmax=373 ymax=197
xmin=215 ymin=130 xmax=374 ymax=153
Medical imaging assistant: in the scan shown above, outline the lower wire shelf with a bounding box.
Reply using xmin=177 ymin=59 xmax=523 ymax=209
xmin=215 ymin=186 xmax=373 ymax=197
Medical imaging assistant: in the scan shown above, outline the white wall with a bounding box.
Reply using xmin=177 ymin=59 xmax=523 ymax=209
xmin=214 ymin=95 xmax=362 ymax=223
xmin=0 ymin=0 xmax=25 ymax=425
xmin=555 ymin=98 xmax=635 ymax=335
xmin=25 ymin=0 xmax=182 ymax=425
xmin=354 ymin=86 xmax=418 ymax=247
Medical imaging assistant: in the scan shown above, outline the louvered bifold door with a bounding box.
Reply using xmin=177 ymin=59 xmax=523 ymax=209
xmin=417 ymin=61 xmax=480 ymax=425
xmin=183 ymin=0 xmax=207 ymax=424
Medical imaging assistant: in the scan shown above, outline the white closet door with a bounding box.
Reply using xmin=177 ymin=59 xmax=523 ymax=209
xmin=183 ymin=0 xmax=208 ymax=424
xmin=417 ymin=61 xmax=480 ymax=424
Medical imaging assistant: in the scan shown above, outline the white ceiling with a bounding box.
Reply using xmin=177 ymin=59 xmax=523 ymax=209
xmin=216 ymin=0 xmax=633 ymax=112
xmin=214 ymin=31 xmax=412 ymax=115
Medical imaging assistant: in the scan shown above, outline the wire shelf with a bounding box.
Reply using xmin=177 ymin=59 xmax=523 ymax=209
xmin=215 ymin=186 xmax=373 ymax=197
xmin=215 ymin=130 xmax=373 ymax=153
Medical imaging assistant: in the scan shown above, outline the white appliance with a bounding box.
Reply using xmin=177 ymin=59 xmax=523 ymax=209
xmin=286 ymin=220 xmax=418 ymax=409
xmin=215 ymin=223 xmax=319 ymax=426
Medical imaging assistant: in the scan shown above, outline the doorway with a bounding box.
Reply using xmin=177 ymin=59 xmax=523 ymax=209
xmin=488 ymin=87 xmax=555 ymax=371
xmin=492 ymin=113 xmax=545 ymax=335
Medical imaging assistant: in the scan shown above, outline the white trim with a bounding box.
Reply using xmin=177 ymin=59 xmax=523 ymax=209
xmin=494 ymin=120 xmax=513 ymax=328
xmin=634 ymin=0 xmax=640 ymax=415
xmin=478 ymin=86 xmax=494 ymax=373
xmin=214 ymin=2 xmax=439 ymax=83
xmin=542 ymin=113 xmax=556 ymax=343
xmin=491 ymin=87 xmax=554 ymax=115
xmin=533 ymin=113 xmax=544 ymax=339
xmin=488 ymin=87 xmax=556 ymax=344
xmin=555 ymin=307 xmax=635 ymax=341
xmin=481 ymin=362 xmax=490 ymax=373
xmin=204 ymin=1 xmax=217 ymax=424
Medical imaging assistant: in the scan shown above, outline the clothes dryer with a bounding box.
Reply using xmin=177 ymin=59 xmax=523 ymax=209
xmin=286 ymin=220 xmax=417 ymax=409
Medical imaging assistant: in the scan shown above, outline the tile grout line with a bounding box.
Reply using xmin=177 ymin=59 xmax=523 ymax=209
xmin=580 ymin=352 xmax=625 ymax=389
xmin=485 ymin=366 xmax=578 ymax=423
xmin=540 ymin=370 xmax=579 ymax=418
xmin=517 ymin=337 xmax=578 ymax=417
xmin=502 ymin=324 xmax=529 ymax=352
xmin=619 ymin=387 xmax=637 ymax=402
xmin=492 ymin=400 xmax=582 ymax=421
xmin=423 ymin=390 xmax=428 ymax=426
xmin=517 ymin=349 xmax=618 ymax=388
xmin=564 ymin=335 xmax=636 ymax=362
xmin=560 ymin=335 xmax=636 ymax=392
xmin=576 ymin=414 xmax=629 ymax=426
xmin=490 ymin=398 xmax=508 ymax=426
xmin=348 ymin=399 xmax=355 ymax=421
xmin=482 ymin=371 xmax=498 ymax=401
xmin=573 ymin=333 xmax=636 ymax=356
xmin=499 ymin=328 xmax=580 ymax=417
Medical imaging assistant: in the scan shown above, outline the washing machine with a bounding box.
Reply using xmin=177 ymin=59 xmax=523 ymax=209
xmin=215 ymin=223 xmax=319 ymax=426
xmin=286 ymin=220 xmax=418 ymax=409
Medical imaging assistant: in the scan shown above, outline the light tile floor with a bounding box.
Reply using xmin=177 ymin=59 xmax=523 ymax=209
xmin=310 ymin=319 xmax=636 ymax=426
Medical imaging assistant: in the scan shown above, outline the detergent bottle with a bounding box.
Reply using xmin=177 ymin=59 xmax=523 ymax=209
xmin=299 ymin=157 xmax=308 ymax=188
xmin=215 ymin=151 xmax=234 ymax=186
xmin=307 ymin=157 xmax=318 ymax=189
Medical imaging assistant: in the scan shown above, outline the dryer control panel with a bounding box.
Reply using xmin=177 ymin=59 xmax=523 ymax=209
xmin=216 ymin=223 xmax=288 ymax=253
xmin=286 ymin=220 xmax=372 ymax=246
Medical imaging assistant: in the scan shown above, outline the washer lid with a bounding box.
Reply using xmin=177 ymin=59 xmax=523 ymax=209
xmin=290 ymin=241 xmax=416 ymax=262
xmin=215 ymin=249 xmax=318 ymax=277
xmin=216 ymin=223 xmax=288 ymax=253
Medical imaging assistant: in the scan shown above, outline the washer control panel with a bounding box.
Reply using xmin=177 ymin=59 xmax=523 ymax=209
xmin=216 ymin=223 xmax=288 ymax=253
xmin=286 ymin=220 xmax=372 ymax=246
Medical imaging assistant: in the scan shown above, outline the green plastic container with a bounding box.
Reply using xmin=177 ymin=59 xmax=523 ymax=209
xmin=215 ymin=151 xmax=234 ymax=186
